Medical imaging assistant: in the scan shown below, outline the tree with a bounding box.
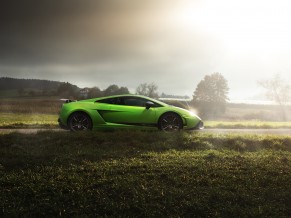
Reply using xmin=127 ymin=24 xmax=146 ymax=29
xmin=136 ymin=82 xmax=159 ymax=98
xmin=103 ymin=85 xmax=119 ymax=96
xmin=117 ymin=86 xmax=130 ymax=95
xmin=258 ymin=74 xmax=290 ymax=120
xmin=103 ymin=85 xmax=130 ymax=96
xmin=136 ymin=83 xmax=147 ymax=96
xmin=57 ymin=82 xmax=79 ymax=98
xmin=192 ymin=73 xmax=229 ymax=118
xmin=87 ymin=87 xmax=103 ymax=98
xmin=258 ymin=74 xmax=290 ymax=106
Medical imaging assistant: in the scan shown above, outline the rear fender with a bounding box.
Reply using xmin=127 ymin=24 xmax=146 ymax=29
xmin=67 ymin=109 xmax=106 ymax=126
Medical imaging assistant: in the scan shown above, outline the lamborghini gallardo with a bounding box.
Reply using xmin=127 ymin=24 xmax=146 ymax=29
xmin=58 ymin=94 xmax=203 ymax=132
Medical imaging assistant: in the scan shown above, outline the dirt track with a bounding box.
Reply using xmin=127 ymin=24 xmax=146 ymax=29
xmin=0 ymin=128 xmax=291 ymax=135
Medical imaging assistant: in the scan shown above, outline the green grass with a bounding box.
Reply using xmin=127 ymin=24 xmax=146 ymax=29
xmin=0 ymin=113 xmax=58 ymax=128
xmin=0 ymin=131 xmax=291 ymax=217
xmin=1 ymin=97 xmax=291 ymax=129
xmin=205 ymin=120 xmax=291 ymax=129
xmin=2 ymin=112 xmax=291 ymax=129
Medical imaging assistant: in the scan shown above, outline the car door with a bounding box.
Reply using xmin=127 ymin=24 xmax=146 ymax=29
xmin=99 ymin=96 xmax=157 ymax=126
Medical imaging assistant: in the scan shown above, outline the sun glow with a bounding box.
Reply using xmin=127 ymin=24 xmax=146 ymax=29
xmin=161 ymin=0 xmax=291 ymax=99
xmin=172 ymin=0 xmax=291 ymax=56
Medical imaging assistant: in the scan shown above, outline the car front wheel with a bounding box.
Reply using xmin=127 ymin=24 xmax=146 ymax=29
xmin=68 ymin=112 xmax=92 ymax=132
xmin=158 ymin=112 xmax=183 ymax=132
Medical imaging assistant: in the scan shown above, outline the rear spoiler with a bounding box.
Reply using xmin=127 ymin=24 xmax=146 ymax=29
xmin=60 ymin=99 xmax=77 ymax=103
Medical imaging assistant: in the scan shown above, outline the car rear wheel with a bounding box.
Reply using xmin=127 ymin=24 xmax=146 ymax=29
xmin=158 ymin=112 xmax=183 ymax=132
xmin=68 ymin=112 xmax=92 ymax=132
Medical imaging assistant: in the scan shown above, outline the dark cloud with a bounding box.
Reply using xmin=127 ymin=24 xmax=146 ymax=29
xmin=0 ymin=0 xmax=179 ymax=64
xmin=0 ymin=0 xmax=237 ymax=96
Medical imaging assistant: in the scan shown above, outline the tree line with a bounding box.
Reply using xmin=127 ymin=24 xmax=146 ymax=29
xmin=2 ymin=73 xmax=289 ymax=120
xmin=0 ymin=77 xmax=61 ymax=91
xmin=0 ymin=75 xmax=233 ymax=119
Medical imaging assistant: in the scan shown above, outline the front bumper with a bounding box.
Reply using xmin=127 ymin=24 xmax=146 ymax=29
xmin=185 ymin=120 xmax=204 ymax=130
xmin=195 ymin=120 xmax=204 ymax=129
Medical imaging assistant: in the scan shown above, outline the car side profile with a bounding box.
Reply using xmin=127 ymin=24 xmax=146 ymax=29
xmin=58 ymin=94 xmax=203 ymax=132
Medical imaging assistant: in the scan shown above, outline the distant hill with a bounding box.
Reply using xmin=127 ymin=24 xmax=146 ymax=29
xmin=0 ymin=77 xmax=80 ymax=98
xmin=0 ymin=77 xmax=64 ymax=91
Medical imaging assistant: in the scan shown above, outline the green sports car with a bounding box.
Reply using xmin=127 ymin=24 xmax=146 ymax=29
xmin=58 ymin=94 xmax=203 ymax=132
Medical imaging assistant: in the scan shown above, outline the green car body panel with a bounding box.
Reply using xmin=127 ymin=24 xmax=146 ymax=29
xmin=58 ymin=94 xmax=203 ymax=131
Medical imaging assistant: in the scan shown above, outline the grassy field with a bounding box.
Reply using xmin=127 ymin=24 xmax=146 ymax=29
xmin=223 ymin=103 xmax=291 ymax=121
xmin=0 ymin=131 xmax=291 ymax=217
xmin=0 ymin=97 xmax=62 ymax=114
xmin=206 ymin=120 xmax=291 ymax=129
xmin=1 ymin=97 xmax=291 ymax=129
xmin=0 ymin=113 xmax=58 ymax=128
xmin=2 ymin=112 xmax=291 ymax=129
xmin=0 ymin=113 xmax=291 ymax=129
xmin=0 ymin=97 xmax=60 ymax=128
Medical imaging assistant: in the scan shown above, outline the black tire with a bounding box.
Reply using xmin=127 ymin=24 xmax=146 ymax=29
xmin=158 ymin=112 xmax=183 ymax=132
xmin=68 ymin=112 xmax=93 ymax=132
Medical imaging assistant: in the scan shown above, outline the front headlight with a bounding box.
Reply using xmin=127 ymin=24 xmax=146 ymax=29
xmin=190 ymin=111 xmax=196 ymax=116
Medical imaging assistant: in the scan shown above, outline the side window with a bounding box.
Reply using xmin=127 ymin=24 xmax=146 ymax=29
xmin=97 ymin=97 xmax=162 ymax=107
xmin=96 ymin=97 xmax=121 ymax=105
xmin=122 ymin=97 xmax=148 ymax=107
xmin=121 ymin=97 xmax=161 ymax=107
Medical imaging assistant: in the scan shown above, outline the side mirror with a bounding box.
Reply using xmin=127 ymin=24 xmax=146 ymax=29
xmin=145 ymin=101 xmax=155 ymax=109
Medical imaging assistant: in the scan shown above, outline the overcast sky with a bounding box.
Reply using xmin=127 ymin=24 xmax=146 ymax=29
xmin=1 ymin=0 xmax=291 ymax=99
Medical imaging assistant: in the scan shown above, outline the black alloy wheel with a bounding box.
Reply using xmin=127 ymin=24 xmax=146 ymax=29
xmin=68 ymin=112 xmax=92 ymax=131
xmin=158 ymin=113 xmax=183 ymax=132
